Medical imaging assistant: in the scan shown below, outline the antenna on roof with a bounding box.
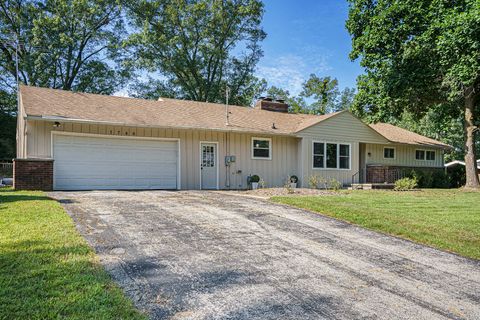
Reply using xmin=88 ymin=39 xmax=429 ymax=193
xmin=225 ymin=85 xmax=230 ymax=126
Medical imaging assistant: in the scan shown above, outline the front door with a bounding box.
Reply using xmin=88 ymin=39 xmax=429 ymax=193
xmin=201 ymin=143 xmax=217 ymax=189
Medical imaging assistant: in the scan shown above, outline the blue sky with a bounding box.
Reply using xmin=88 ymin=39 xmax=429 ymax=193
xmin=257 ymin=0 xmax=363 ymax=95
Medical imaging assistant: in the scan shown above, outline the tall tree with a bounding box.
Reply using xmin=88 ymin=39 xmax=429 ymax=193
xmin=0 ymin=0 xmax=130 ymax=159
xmin=347 ymin=0 xmax=480 ymax=187
xmin=0 ymin=0 xmax=129 ymax=93
xmin=126 ymin=0 xmax=266 ymax=106
xmin=300 ymin=74 xmax=339 ymax=114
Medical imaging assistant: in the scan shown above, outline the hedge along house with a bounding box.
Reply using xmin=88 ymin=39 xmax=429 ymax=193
xmin=15 ymin=85 xmax=451 ymax=191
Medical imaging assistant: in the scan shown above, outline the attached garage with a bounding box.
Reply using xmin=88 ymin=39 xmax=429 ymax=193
xmin=52 ymin=133 xmax=179 ymax=190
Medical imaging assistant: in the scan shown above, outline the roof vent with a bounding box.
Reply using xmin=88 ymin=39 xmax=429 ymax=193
xmin=255 ymin=98 xmax=289 ymax=113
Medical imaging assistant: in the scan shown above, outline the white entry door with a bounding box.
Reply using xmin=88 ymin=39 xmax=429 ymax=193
xmin=53 ymin=134 xmax=179 ymax=190
xmin=200 ymin=143 xmax=218 ymax=189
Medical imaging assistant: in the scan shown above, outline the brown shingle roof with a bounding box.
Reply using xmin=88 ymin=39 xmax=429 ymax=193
xmin=369 ymin=123 xmax=452 ymax=149
xmin=20 ymin=85 xmax=451 ymax=149
xmin=20 ymin=85 xmax=332 ymax=135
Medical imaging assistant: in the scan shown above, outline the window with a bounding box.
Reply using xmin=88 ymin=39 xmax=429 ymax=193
xmin=252 ymin=138 xmax=271 ymax=159
xmin=312 ymin=142 xmax=350 ymax=170
xmin=313 ymin=142 xmax=325 ymax=168
xmin=384 ymin=147 xmax=395 ymax=159
xmin=415 ymin=150 xmax=425 ymax=160
xmin=426 ymin=150 xmax=435 ymax=161
xmin=326 ymin=143 xmax=338 ymax=168
xmin=339 ymin=144 xmax=350 ymax=169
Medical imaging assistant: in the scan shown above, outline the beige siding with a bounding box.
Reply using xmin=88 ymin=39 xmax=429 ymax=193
xmin=297 ymin=111 xmax=389 ymax=186
xmin=25 ymin=120 xmax=299 ymax=189
xmin=298 ymin=112 xmax=389 ymax=144
xmin=365 ymin=143 xmax=444 ymax=168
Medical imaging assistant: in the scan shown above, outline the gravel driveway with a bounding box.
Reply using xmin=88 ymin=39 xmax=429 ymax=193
xmin=49 ymin=190 xmax=480 ymax=320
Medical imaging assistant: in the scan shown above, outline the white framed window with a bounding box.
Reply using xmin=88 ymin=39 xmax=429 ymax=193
xmin=312 ymin=141 xmax=350 ymax=170
xmin=415 ymin=149 xmax=425 ymax=160
xmin=252 ymin=137 xmax=272 ymax=160
xmin=426 ymin=150 xmax=436 ymax=161
xmin=384 ymin=147 xmax=395 ymax=159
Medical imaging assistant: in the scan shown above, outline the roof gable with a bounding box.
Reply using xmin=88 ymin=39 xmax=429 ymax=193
xmin=296 ymin=111 xmax=389 ymax=144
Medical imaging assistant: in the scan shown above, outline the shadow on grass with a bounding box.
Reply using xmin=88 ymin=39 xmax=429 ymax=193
xmin=0 ymin=189 xmax=52 ymax=204
xmin=0 ymin=240 xmax=144 ymax=319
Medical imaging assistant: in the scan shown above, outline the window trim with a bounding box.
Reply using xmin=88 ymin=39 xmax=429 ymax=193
xmin=312 ymin=141 xmax=351 ymax=170
xmin=251 ymin=137 xmax=272 ymax=160
xmin=383 ymin=147 xmax=396 ymax=159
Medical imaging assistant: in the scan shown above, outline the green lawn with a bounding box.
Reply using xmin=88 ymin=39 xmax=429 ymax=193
xmin=0 ymin=188 xmax=146 ymax=319
xmin=272 ymin=189 xmax=480 ymax=260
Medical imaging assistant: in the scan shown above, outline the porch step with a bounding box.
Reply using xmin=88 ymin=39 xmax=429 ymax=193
xmin=351 ymin=183 xmax=395 ymax=190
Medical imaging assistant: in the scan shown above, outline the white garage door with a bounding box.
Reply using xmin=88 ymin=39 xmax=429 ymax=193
xmin=53 ymin=134 xmax=179 ymax=190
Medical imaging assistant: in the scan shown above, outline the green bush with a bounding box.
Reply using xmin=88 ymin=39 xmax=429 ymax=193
xmin=431 ymin=170 xmax=449 ymax=188
xmin=394 ymin=177 xmax=418 ymax=191
xmin=250 ymin=175 xmax=260 ymax=183
xmin=403 ymin=169 xmax=449 ymax=188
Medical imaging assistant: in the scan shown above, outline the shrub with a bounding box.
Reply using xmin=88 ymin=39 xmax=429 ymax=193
xmin=258 ymin=178 xmax=266 ymax=188
xmin=283 ymin=177 xmax=295 ymax=194
xmin=328 ymin=178 xmax=342 ymax=191
xmin=308 ymin=175 xmax=319 ymax=189
xmin=394 ymin=177 xmax=418 ymax=191
xmin=431 ymin=170 xmax=449 ymax=188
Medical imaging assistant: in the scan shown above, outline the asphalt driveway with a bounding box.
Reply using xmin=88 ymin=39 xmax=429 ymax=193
xmin=49 ymin=191 xmax=480 ymax=320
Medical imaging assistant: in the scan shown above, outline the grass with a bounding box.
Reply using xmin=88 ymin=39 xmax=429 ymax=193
xmin=0 ymin=188 xmax=146 ymax=319
xmin=272 ymin=189 xmax=480 ymax=260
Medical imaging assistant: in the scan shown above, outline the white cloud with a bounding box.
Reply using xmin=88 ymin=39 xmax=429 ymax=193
xmin=256 ymin=48 xmax=332 ymax=96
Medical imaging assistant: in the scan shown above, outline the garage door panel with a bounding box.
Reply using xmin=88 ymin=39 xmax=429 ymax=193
xmin=53 ymin=135 xmax=178 ymax=190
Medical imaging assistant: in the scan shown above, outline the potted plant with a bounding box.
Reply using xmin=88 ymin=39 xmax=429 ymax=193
xmin=250 ymin=174 xmax=260 ymax=190
xmin=289 ymin=175 xmax=298 ymax=188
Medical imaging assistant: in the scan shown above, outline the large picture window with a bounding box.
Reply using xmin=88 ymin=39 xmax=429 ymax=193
xmin=313 ymin=142 xmax=350 ymax=169
xmin=252 ymin=138 xmax=271 ymax=159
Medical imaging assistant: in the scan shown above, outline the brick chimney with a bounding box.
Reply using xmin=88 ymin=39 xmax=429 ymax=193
xmin=255 ymin=97 xmax=289 ymax=113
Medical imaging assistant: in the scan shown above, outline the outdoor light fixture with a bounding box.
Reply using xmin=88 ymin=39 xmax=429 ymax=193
xmin=53 ymin=121 xmax=61 ymax=128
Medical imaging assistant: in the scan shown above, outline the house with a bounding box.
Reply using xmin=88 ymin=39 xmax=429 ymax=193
xmin=14 ymin=85 xmax=451 ymax=191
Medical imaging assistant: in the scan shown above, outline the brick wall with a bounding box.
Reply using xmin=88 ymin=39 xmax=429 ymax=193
xmin=13 ymin=159 xmax=54 ymax=191
xmin=366 ymin=165 xmax=443 ymax=183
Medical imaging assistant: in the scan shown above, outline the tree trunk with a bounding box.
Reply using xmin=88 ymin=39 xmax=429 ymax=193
xmin=464 ymin=90 xmax=479 ymax=188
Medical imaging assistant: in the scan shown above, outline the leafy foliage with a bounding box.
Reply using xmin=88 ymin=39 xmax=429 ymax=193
xmin=0 ymin=0 xmax=131 ymax=158
xmin=394 ymin=177 xmax=418 ymax=191
xmin=126 ymin=0 xmax=266 ymax=106
xmin=263 ymin=74 xmax=355 ymax=114
xmin=346 ymin=0 xmax=480 ymax=187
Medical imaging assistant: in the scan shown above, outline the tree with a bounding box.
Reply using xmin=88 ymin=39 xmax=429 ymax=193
xmin=126 ymin=0 xmax=266 ymax=106
xmin=336 ymin=87 xmax=356 ymax=111
xmin=0 ymin=0 xmax=129 ymax=93
xmin=300 ymin=74 xmax=339 ymax=114
xmin=262 ymin=75 xmax=355 ymax=114
xmin=0 ymin=0 xmax=131 ymax=159
xmin=347 ymin=0 xmax=480 ymax=187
